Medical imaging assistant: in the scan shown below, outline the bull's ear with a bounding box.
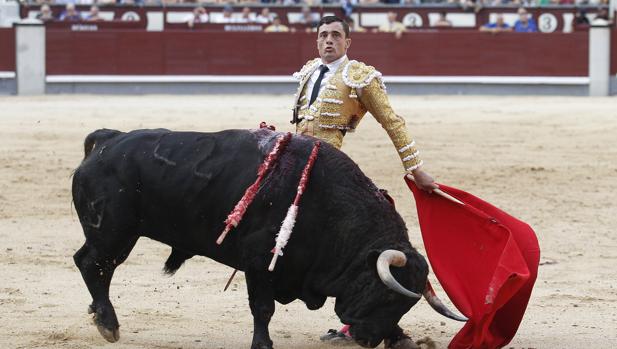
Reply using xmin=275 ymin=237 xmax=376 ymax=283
xmin=365 ymin=249 xmax=382 ymax=271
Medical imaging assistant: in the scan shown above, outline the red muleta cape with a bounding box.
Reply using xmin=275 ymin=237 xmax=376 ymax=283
xmin=405 ymin=178 xmax=540 ymax=349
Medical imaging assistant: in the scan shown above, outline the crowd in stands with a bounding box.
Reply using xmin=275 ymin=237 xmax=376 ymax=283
xmin=25 ymin=0 xmax=612 ymax=6
xmin=31 ymin=0 xmax=613 ymax=33
xmin=36 ymin=3 xmax=108 ymax=21
xmin=478 ymin=7 xmax=538 ymax=32
xmin=477 ymin=5 xmax=612 ymax=32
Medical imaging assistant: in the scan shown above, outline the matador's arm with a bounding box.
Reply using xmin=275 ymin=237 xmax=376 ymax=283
xmin=357 ymin=78 xmax=423 ymax=172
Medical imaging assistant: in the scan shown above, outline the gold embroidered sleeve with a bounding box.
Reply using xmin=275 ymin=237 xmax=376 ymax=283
xmin=358 ymin=78 xmax=423 ymax=172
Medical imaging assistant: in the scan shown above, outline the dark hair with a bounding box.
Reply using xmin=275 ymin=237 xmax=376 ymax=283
xmin=317 ymin=15 xmax=350 ymax=38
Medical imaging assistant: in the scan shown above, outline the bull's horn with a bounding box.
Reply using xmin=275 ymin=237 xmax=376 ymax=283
xmin=376 ymin=250 xmax=421 ymax=299
xmin=423 ymin=280 xmax=468 ymax=322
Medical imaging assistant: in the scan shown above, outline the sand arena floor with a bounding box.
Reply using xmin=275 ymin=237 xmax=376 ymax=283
xmin=0 ymin=95 xmax=616 ymax=349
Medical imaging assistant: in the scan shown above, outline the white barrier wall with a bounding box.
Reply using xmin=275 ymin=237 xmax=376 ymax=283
xmin=588 ymin=24 xmax=611 ymax=97
xmin=15 ymin=20 xmax=45 ymax=95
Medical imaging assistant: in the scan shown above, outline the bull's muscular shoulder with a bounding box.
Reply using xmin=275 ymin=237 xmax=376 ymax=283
xmin=293 ymin=58 xmax=320 ymax=81
xmin=342 ymin=60 xmax=384 ymax=89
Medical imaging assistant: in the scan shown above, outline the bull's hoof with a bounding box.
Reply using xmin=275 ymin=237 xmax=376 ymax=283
xmin=250 ymin=339 xmax=273 ymax=349
xmin=250 ymin=344 xmax=272 ymax=349
xmin=384 ymin=337 xmax=419 ymax=349
xmin=97 ymin=325 xmax=120 ymax=343
xmin=89 ymin=303 xmax=121 ymax=343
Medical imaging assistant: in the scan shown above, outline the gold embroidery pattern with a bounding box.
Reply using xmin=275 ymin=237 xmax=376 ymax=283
xmin=342 ymin=60 xmax=386 ymax=90
xmin=292 ymin=58 xmax=320 ymax=81
xmin=358 ymin=78 xmax=421 ymax=170
xmin=293 ymin=58 xmax=422 ymax=171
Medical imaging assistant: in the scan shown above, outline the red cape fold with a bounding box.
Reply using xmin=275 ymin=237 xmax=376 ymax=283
xmin=405 ymin=178 xmax=540 ymax=349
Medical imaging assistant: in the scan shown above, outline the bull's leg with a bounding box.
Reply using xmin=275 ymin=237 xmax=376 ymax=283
xmin=73 ymin=235 xmax=138 ymax=343
xmin=245 ymin=269 xmax=275 ymax=349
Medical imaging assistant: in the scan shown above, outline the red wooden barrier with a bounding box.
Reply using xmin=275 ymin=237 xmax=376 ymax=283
xmin=45 ymin=20 xmax=147 ymax=30
xmin=610 ymin=26 xmax=617 ymax=75
xmin=164 ymin=22 xmax=316 ymax=32
xmin=44 ymin=30 xmax=588 ymax=77
xmin=164 ymin=23 xmax=266 ymax=31
xmin=352 ymin=31 xmax=588 ymax=77
xmin=0 ymin=28 xmax=15 ymax=72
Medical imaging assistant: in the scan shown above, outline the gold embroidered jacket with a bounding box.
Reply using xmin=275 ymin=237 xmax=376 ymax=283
xmin=292 ymin=57 xmax=423 ymax=172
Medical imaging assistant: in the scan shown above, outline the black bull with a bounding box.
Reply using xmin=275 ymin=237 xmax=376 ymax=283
xmin=72 ymin=128 xmax=463 ymax=349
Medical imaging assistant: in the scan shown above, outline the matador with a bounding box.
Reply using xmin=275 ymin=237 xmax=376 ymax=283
xmin=291 ymin=16 xmax=436 ymax=192
xmin=290 ymin=15 xmax=437 ymax=349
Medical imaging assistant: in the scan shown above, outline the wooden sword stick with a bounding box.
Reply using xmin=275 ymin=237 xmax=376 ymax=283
xmin=223 ymin=269 xmax=238 ymax=291
xmin=405 ymin=174 xmax=464 ymax=206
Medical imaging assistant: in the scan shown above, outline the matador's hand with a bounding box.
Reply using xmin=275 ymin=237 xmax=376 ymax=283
xmin=410 ymin=168 xmax=438 ymax=193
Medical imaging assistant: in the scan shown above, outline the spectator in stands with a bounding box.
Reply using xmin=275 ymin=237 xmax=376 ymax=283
xmin=377 ymin=11 xmax=405 ymax=35
xmin=284 ymin=0 xmax=314 ymax=4
xmin=346 ymin=17 xmax=366 ymax=32
xmin=592 ymin=7 xmax=613 ymax=25
xmin=341 ymin=0 xmax=354 ymax=18
xmin=36 ymin=4 xmax=55 ymax=22
xmin=461 ymin=0 xmax=483 ymax=14
xmin=85 ymin=5 xmax=104 ymax=21
xmin=433 ymin=11 xmax=453 ymax=27
xmin=513 ymin=7 xmax=537 ymax=32
xmin=255 ymin=7 xmax=273 ymax=24
xmin=298 ymin=6 xmax=319 ymax=31
xmin=185 ymin=6 xmax=209 ymax=28
xmin=216 ymin=5 xmax=235 ymax=23
xmin=59 ymin=4 xmax=81 ymax=22
xmin=238 ymin=7 xmax=256 ymax=23
xmin=264 ymin=15 xmax=290 ymax=32
xmin=572 ymin=8 xmax=590 ymax=29
xmin=480 ymin=13 xmax=512 ymax=33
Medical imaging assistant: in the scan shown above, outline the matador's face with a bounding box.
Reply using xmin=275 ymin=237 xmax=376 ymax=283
xmin=317 ymin=22 xmax=351 ymax=64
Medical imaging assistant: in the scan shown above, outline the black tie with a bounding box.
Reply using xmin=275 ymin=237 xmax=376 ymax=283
xmin=309 ymin=65 xmax=329 ymax=106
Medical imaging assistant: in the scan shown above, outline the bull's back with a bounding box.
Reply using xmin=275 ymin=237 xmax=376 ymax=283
xmin=72 ymin=128 xmax=397 ymax=267
xmin=73 ymin=129 xmax=265 ymax=253
xmin=78 ymin=128 xmax=261 ymax=190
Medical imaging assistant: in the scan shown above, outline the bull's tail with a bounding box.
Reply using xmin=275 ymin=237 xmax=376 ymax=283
xmin=83 ymin=128 xmax=122 ymax=159
xmin=163 ymin=248 xmax=194 ymax=275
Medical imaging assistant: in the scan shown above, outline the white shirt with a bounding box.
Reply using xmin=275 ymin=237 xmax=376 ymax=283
xmin=255 ymin=14 xmax=273 ymax=24
xmin=305 ymin=55 xmax=347 ymax=100
xmin=184 ymin=13 xmax=209 ymax=23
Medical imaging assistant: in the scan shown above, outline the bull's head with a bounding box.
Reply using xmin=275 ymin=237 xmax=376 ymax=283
xmin=337 ymin=250 xmax=466 ymax=348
